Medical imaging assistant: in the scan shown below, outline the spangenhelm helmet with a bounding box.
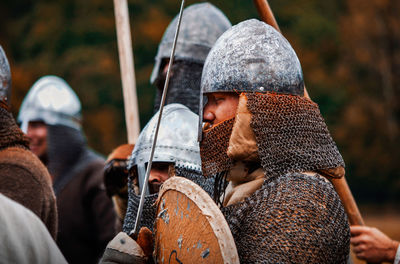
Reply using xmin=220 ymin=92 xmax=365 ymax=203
xmin=201 ymin=19 xmax=304 ymax=96
xmin=18 ymin=75 xmax=82 ymax=133
xmin=128 ymin=103 xmax=201 ymax=194
xmin=0 ymin=45 xmax=11 ymax=104
xmin=150 ymin=2 xmax=232 ymax=84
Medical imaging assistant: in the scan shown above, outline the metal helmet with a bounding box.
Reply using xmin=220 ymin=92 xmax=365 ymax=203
xmin=201 ymin=19 xmax=304 ymax=96
xmin=128 ymin=103 xmax=201 ymax=193
xmin=18 ymin=75 xmax=82 ymax=133
xmin=150 ymin=2 xmax=231 ymax=84
xmin=0 ymin=45 xmax=11 ymax=104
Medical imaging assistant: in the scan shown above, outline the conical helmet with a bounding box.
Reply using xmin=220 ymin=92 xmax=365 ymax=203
xmin=18 ymin=75 xmax=81 ymax=133
xmin=128 ymin=103 xmax=201 ymax=192
xmin=201 ymin=19 xmax=304 ymax=96
xmin=150 ymin=2 xmax=231 ymax=84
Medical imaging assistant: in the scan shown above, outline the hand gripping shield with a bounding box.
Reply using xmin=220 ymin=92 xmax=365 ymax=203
xmin=17 ymin=76 xmax=82 ymax=133
xmin=150 ymin=2 xmax=231 ymax=84
xmin=0 ymin=46 xmax=11 ymax=103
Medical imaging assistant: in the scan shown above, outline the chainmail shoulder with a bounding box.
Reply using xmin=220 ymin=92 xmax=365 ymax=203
xmin=221 ymin=172 xmax=350 ymax=263
xmin=246 ymin=92 xmax=345 ymax=178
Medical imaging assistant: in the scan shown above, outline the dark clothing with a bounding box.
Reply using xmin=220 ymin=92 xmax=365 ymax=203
xmin=0 ymin=105 xmax=57 ymax=238
xmin=47 ymin=125 xmax=116 ymax=264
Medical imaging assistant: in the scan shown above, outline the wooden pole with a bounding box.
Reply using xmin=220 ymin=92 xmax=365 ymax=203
xmin=252 ymin=0 xmax=365 ymax=227
xmin=253 ymin=0 xmax=281 ymax=33
xmin=330 ymin=177 xmax=365 ymax=226
xmin=252 ymin=0 xmax=310 ymax=99
xmin=113 ymin=0 xmax=140 ymax=144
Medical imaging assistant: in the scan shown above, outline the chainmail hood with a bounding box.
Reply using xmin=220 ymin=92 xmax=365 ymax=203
xmin=47 ymin=125 xmax=102 ymax=195
xmin=246 ymin=92 xmax=345 ymax=179
xmin=153 ymin=60 xmax=203 ymax=114
xmin=0 ymin=46 xmax=11 ymax=104
xmin=123 ymin=104 xmax=215 ymax=234
xmin=150 ymin=2 xmax=231 ymax=84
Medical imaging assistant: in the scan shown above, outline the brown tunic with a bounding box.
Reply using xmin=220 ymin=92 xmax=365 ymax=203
xmin=0 ymin=105 xmax=57 ymax=238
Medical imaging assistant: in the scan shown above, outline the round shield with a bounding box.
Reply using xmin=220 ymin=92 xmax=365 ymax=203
xmin=154 ymin=176 xmax=239 ymax=264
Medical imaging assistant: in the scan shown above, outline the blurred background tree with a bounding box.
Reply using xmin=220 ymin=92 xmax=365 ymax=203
xmin=0 ymin=0 xmax=399 ymax=205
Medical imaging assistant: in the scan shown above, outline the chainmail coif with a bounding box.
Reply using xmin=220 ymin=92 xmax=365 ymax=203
xmin=246 ymin=92 xmax=345 ymax=178
xmin=200 ymin=117 xmax=235 ymax=177
xmin=154 ymin=60 xmax=203 ymax=114
xmin=122 ymin=175 xmax=158 ymax=233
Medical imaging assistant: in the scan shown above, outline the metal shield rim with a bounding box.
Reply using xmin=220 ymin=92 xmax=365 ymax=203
xmin=157 ymin=176 xmax=239 ymax=264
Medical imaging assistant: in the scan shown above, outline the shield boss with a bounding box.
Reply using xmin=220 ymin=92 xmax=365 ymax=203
xmin=154 ymin=176 xmax=239 ymax=264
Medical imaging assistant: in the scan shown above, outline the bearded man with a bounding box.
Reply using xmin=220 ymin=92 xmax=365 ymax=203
xmin=199 ymin=19 xmax=350 ymax=263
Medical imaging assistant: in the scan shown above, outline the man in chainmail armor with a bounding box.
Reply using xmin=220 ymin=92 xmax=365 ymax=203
xmin=18 ymin=76 xmax=116 ymax=264
xmin=122 ymin=104 xmax=214 ymax=235
xmin=199 ymin=19 xmax=350 ymax=263
xmin=151 ymin=2 xmax=231 ymax=114
xmin=101 ymin=104 xmax=214 ymax=263
xmin=103 ymin=2 xmax=231 ymax=233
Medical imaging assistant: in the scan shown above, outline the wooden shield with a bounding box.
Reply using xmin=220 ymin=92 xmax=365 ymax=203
xmin=154 ymin=176 xmax=239 ymax=264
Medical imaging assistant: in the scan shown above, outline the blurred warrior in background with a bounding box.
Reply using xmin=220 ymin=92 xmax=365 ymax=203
xmin=151 ymin=2 xmax=231 ymax=115
xmin=18 ymin=76 xmax=116 ymax=264
xmin=198 ymin=19 xmax=350 ymax=263
xmin=0 ymin=46 xmax=57 ymax=238
xmin=104 ymin=143 xmax=134 ymax=231
xmin=103 ymin=2 xmax=231 ymax=231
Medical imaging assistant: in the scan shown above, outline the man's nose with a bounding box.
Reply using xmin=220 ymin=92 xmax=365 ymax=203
xmin=203 ymin=104 xmax=215 ymax=123
xmin=149 ymin=171 xmax=161 ymax=184
xmin=26 ymin=128 xmax=34 ymax=138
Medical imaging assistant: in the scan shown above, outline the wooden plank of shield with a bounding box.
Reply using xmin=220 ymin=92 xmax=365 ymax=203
xmin=154 ymin=176 xmax=239 ymax=264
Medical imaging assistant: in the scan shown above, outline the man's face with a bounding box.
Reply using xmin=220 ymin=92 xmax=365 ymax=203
xmin=148 ymin=162 xmax=171 ymax=194
xmin=203 ymin=92 xmax=239 ymax=128
xmin=26 ymin=121 xmax=48 ymax=160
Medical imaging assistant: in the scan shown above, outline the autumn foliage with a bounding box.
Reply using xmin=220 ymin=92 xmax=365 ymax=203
xmin=0 ymin=0 xmax=399 ymax=204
